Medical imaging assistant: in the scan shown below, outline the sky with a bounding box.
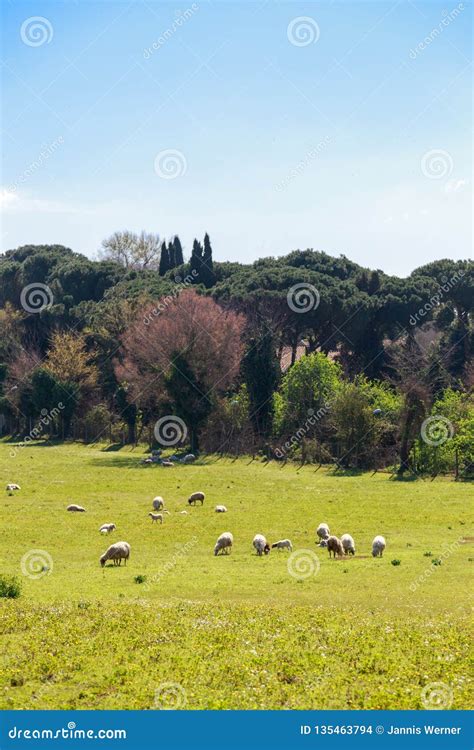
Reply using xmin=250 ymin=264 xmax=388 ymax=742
xmin=1 ymin=0 xmax=472 ymax=276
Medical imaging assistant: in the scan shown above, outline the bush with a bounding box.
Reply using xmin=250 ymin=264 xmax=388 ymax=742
xmin=0 ymin=574 xmax=21 ymax=598
xmin=134 ymin=574 xmax=147 ymax=584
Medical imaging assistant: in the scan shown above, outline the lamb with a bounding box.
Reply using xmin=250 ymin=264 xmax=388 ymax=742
xmin=253 ymin=534 xmax=271 ymax=556
xmin=316 ymin=523 xmax=330 ymax=544
xmin=327 ymin=535 xmax=344 ymax=558
xmin=341 ymin=533 xmax=355 ymax=555
xmin=100 ymin=541 xmax=130 ymax=567
xmin=148 ymin=512 xmax=164 ymax=523
xmin=188 ymin=491 xmax=205 ymax=506
xmin=372 ymin=535 xmax=386 ymax=557
xmin=99 ymin=523 xmax=116 ymax=534
xmin=271 ymin=539 xmax=293 ymax=552
xmin=6 ymin=483 xmax=20 ymax=494
xmin=152 ymin=496 xmax=164 ymax=511
xmin=215 ymin=505 xmax=227 ymax=513
xmin=214 ymin=532 xmax=233 ymax=556
xmin=67 ymin=504 xmax=86 ymax=512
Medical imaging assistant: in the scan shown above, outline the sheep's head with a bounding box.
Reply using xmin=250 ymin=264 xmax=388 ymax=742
xmin=263 ymin=543 xmax=271 ymax=555
xmin=100 ymin=555 xmax=106 ymax=568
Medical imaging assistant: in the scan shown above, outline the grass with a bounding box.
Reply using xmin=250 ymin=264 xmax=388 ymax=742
xmin=0 ymin=440 xmax=472 ymax=710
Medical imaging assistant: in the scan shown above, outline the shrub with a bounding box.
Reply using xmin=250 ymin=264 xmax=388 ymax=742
xmin=0 ymin=574 xmax=21 ymax=598
xmin=391 ymin=559 xmax=401 ymax=566
xmin=134 ymin=574 xmax=147 ymax=584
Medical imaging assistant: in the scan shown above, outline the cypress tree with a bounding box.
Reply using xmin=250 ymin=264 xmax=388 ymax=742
xmin=201 ymin=232 xmax=216 ymax=288
xmin=173 ymin=236 xmax=184 ymax=266
xmin=159 ymin=242 xmax=170 ymax=276
xmin=190 ymin=239 xmax=203 ymax=279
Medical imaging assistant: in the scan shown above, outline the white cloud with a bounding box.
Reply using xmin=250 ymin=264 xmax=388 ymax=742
xmin=0 ymin=188 xmax=87 ymax=214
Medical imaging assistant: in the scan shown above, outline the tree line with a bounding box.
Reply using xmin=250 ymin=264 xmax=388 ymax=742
xmin=0 ymin=237 xmax=472 ymax=477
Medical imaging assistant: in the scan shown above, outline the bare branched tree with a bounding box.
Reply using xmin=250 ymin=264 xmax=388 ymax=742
xmin=100 ymin=230 xmax=161 ymax=270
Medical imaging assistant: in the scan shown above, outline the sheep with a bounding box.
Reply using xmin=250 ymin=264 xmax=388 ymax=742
xmin=152 ymin=496 xmax=164 ymax=511
xmin=271 ymin=539 xmax=293 ymax=552
xmin=253 ymin=534 xmax=271 ymax=556
xmin=67 ymin=504 xmax=86 ymax=512
xmin=215 ymin=505 xmax=227 ymax=513
xmin=161 ymin=460 xmax=174 ymax=467
xmin=327 ymin=535 xmax=344 ymax=558
xmin=188 ymin=491 xmax=205 ymax=506
xmin=148 ymin=512 xmax=164 ymax=523
xmin=99 ymin=523 xmax=116 ymax=534
xmin=341 ymin=533 xmax=355 ymax=555
xmin=6 ymin=483 xmax=20 ymax=494
xmin=100 ymin=541 xmax=130 ymax=568
xmin=316 ymin=522 xmax=330 ymax=543
xmin=372 ymin=535 xmax=386 ymax=557
xmin=183 ymin=454 xmax=196 ymax=464
xmin=214 ymin=532 xmax=233 ymax=556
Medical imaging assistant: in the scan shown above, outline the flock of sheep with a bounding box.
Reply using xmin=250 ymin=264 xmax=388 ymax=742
xmin=7 ymin=483 xmax=387 ymax=568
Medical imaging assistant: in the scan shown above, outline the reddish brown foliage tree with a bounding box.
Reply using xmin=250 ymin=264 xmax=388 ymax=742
xmin=115 ymin=290 xmax=246 ymax=450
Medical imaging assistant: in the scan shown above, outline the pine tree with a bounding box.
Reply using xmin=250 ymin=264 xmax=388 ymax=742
xmin=159 ymin=242 xmax=170 ymax=276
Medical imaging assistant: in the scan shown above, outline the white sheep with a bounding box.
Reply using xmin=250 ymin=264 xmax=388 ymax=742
xmin=372 ymin=535 xmax=386 ymax=557
xmin=67 ymin=504 xmax=86 ymax=512
xmin=271 ymin=539 xmax=293 ymax=551
xmin=100 ymin=541 xmax=130 ymax=567
xmin=253 ymin=534 xmax=271 ymax=556
xmin=6 ymin=483 xmax=20 ymax=494
xmin=214 ymin=531 xmax=233 ymax=556
xmin=148 ymin=512 xmax=164 ymax=523
xmin=188 ymin=491 xmax=205 ymax=506
xmin=183 ymin=454 xmax=196 ymax=464
xmin=152 ymin=496 xmax=164 ymax=511
xmin=327 ymin=535 xmax=344 ymax=558
xmin=341 ymin=533 xmax=355 ymax=555
xmin=99 ymin=523 xmax=116 ymax=534
xmin=316 ymin=522 xmax=330 ymax=543
xmin=215 ymin=505 xmax=227 ymax=513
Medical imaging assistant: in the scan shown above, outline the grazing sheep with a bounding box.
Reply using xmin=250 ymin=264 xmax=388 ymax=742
xmin=318 ymin=539 xmax=328 ymax=548
xmin=148 ymin=512 xmax=163 ymax=524
xmin=214 ymin=532 xmax=233 ymax=556
xmin=100 ymin=541 xmax=130 ymax=568
xmin=99 ymin=523 xmax=116 ymax=535
xmin=327 ymin=535 xmax=344 ymax=558
xmin=372 ymin=535 xmax=386 ymax=557
xmin=161 ymin=460 xmax=174 ymax=467
xmin=67 ymin=504 xmax=86 ymax=513
xmin=183 ymin=454 xmax=196 ymax=464
xmin=6 ymin=483 xmax=20 ymax=494
xmin=341 ymin=533 xmax=356 ymax=555
xmin=215 ymin=505 xmax=227 ymax=513
xmin=152 ymin=496 xmax=164 ymax=511
xmin=271 ymin=539 xmax=293 ymax=552
xmin=188 ymin=491 xmax=205 ymax=506
xmin=253 ymin=534 xmax=271 ymax=556
xmin=316 ymin=522 xmax=330 ymax=543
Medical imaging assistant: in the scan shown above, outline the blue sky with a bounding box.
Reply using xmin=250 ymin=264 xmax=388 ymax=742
xmin=1 ymin=0 xmax=472 ymax=275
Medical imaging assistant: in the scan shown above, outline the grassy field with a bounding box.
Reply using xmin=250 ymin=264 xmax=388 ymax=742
xmin=0 ymin=441 xmax=472 ymax=710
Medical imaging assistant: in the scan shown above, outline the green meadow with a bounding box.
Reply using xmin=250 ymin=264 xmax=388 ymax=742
xmin=0 ymin=442 xmax=472 ymax=710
